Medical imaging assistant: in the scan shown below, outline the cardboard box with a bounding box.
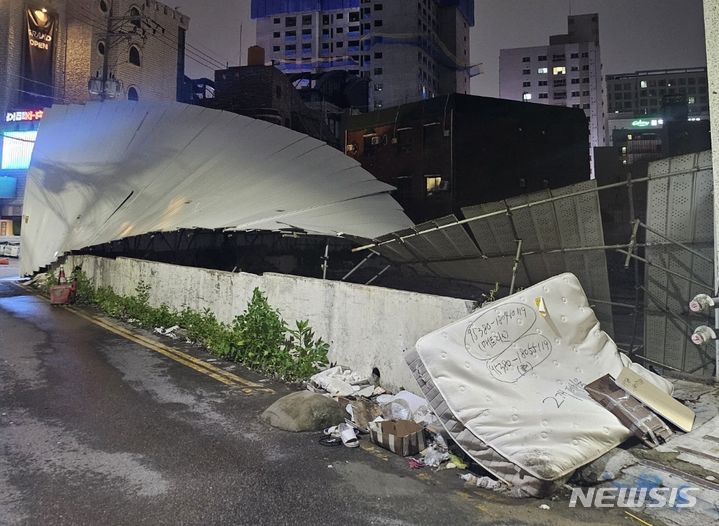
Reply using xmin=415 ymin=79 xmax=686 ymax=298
xmin=368 ymin=420 xmax=425 ymax=457
xmin=585 ymin=374 xmax=673 ymax=447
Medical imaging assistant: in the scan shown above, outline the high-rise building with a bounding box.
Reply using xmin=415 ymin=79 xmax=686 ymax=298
xmin=499 ymin=14 xmax=607 ymax=173
xmin=252 ymin=0 xmax=474 ymax=110
xmin=606 ymin=67 xmax=709 ymax=120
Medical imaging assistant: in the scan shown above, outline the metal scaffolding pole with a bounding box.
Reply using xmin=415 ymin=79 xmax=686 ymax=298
xmin=509 ymin=239 xmax=523 ymax=295
xmin=352 ymin=171 xmax=680 ymax=253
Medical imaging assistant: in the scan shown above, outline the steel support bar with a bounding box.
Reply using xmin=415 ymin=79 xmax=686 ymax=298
xmin=618 ymin=250 xmax=713 ymax=289
xmin=625 ymin=219 xmax=640 ymax=269
xmin=366 ymin=265 xmax=390 ymax=285
xmin=638 ymin=221 xmax=714 ymax=264
xmin=321 ymin=241 xmax=329 ymax=280
xmin=509 ymin=239 xmax=523 ymax=295
xmin=341 ymin=252 xmax=375 ymax=281
xmin=352 ymin=172 xmax=678 ymax=253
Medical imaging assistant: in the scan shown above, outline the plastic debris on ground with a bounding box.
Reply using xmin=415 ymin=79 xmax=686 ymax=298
xmin=407 ymin=458 xmax=425 ymax=469
xmin=421 ymin=444 xmax=450 ymax=468
xmin=307 ymin=365 xmax=487 ymax=479
xmin=154 ymin=325 xmax=181 ymax=339
xmin=460 ymin=473 xmax=506 ymax=491
xmin=309 ymin=366 xmax=372 ymax=397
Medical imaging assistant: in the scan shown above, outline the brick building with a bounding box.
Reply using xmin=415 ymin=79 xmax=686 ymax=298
xmin=0 ymin=0 xmax=189 ymax=228
xmin=344 ymin=94 xmax=590 ymax=222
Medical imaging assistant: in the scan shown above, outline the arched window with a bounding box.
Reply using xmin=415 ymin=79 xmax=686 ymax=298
xmin=99 ymin=0 xmax=108 ymax=13
xmin=129 ymin=45 xmax=141 ymax=66
xmin=97 ymin=41 xmax=105 ymax=55
xmin=127 ymin=87 xmax=139 ymax=101
xmin=129 ymin=6 xmax=141 ymax=29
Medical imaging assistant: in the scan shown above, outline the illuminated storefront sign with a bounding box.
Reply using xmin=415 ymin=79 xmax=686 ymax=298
xmin=5 ymin=110 xmax=44 ymax=122
xmin=631 ymin=118 xmax=663 ymax=129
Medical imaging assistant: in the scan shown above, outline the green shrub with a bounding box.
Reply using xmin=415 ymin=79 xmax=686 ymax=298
xmin=230 ymin=288 xmax=288 ymax=372
xmin=51 ymin=271 xmax=329 ymax=381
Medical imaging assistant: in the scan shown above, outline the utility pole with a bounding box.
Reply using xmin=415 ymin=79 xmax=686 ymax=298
xmin=100 ymin=0 xmax=114 ymax=101
xmin=88 ymin=1 xmax=164 ymax=100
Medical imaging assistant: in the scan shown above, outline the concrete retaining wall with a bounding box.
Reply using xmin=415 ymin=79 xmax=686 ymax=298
xmin=66 ymin=255 xmax=475 ymax=393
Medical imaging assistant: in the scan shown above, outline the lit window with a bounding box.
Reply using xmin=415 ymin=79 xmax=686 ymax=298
xmin=688 ymin=96 xmax=695 ymax=104
xmin=425 ymin=175 xmax=446 ymax=196
xmin=640 ymin=80 xmax=647 ymax=88
xmin=537 ymin=67 xmax=548 ymax=74
xmin=522 ymin=92 xmax=532 ymax=101
xmin=553 ymin=66 xmax=566 ymax=75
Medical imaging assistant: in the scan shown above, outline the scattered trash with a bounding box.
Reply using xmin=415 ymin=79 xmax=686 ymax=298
xmin=368 ymin=419 xmax=425 ymax=457
xmin=154 ymin=325 xmax=180 ymax=339
xmin=347 ymin=399 xmax=383 ymax=432
xmin=339 ymin=422 xmax=359 ymax=448
xmin=460 ymin=473 xmax=505 ymax=490
xmin=309 ymin=366 xmax=370 ymax=397
xmin=616 ymin=367 xmax=695 ymax=432
xmin=327 ymin=465 xmax=333 ymax=469
xmin=377 ymin=390 xmax=438 ymax=427
xmin=585 ymin=375 xmax=672 ymax=448
xmin=355 ymin=385 xmax=375 ymax=398
xmin=407 ymin=458 xmax=425 ymax=469
xmin=321 ymin=423 xmax=359 ymax=448
xmin=539 ymin=504 xmax=550 ymax=510
xmin=447 ymin=453 xmax=468 ymax=470
xmin=421 ymin=444 xmax=450 ymax=468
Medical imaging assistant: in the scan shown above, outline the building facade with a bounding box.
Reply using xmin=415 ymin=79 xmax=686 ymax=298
xmin=499 ymin=14 xmax=607 ymax=172
xmin=252 ymin=0 xmax=474 ymax=110
xmin=0 ymin=0 xmax=189 ymax=229
xmin=203 ymin=64 xmax=340 ymax=148
xmin=606 ymin=115 xmax=711 ymax=166
xmin=606 ymin=67 xmax=709 ymax=120
xmin=344 ymin=94 xmax=590 ymax=223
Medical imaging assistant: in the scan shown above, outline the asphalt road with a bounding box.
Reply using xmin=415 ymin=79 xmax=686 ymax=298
xmin=0 ymin=262 xmax=647 ymax=526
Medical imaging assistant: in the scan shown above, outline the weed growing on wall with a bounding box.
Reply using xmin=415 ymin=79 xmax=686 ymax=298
xmin=63 ymin=270 xmax=328 ymax=381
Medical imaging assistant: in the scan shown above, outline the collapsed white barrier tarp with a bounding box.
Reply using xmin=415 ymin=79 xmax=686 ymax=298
xmin=411 ymin=273 xmax=672 ymax=494
xmin=20 ymin=102 xmax=413 ymax=275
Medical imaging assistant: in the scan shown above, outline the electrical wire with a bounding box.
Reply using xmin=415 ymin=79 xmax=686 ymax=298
xmin=66 ymin=5 xmax=223 ymax=73
xmin=65 ymin=4 xmax=225 ymax=74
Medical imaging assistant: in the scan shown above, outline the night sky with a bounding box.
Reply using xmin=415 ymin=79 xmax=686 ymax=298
xmin=172 ymin=0 xmax=708 ymax=97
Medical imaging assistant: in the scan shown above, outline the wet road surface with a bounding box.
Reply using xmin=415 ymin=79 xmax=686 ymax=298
xmin=0 ymin=263 xmax=646 ymax=526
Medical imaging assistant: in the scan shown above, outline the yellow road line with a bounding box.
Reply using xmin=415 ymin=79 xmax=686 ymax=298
xmin=624 ymin=511 xmax=654 ymax=526
xmin=68 ymin=306 xmax=265 ymax=388
xmin=66 ymin=307 xmax=272 ymax=393
xmin=14 ymin=282 xmax=273 ymax=393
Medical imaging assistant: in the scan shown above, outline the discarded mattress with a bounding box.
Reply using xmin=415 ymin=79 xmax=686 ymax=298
xmin=408 ymin=272 xmax=672 ymax=497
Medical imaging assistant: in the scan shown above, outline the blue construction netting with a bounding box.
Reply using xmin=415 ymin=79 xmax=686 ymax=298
xmin=437 ymin=0 xmax=475 ymax=26
xmin=251 ymin=0 xmax=360 ymax=19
